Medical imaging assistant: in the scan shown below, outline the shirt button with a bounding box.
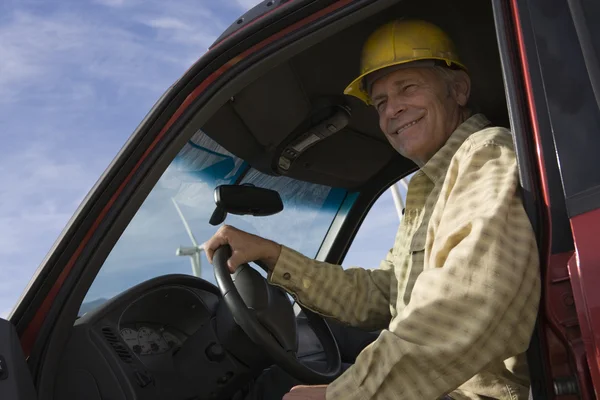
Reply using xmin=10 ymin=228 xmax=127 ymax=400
xmin=283 ymin=272 xmax=291 ymax=280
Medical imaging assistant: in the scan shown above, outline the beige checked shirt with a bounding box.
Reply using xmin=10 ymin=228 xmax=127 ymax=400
xmin=269 ymin=114 xmax=541 ymax=399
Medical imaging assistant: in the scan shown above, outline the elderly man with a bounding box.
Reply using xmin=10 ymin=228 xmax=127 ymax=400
xmin=204 ymin=19 xmax=541 ymax=400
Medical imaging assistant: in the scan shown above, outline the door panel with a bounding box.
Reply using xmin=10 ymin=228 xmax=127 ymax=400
xmin=0 ymin=318 xmax=36 ymax=399
xmin=510 ymin=0 xmax=600 ymax=396
xmin=569 ymin=210 xmax=600 ymax=396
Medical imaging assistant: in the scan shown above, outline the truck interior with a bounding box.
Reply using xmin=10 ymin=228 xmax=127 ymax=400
xmin=22 ymin=0 xmax=564 ymax=399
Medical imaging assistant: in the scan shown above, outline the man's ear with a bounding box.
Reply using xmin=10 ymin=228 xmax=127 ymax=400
xmin=452 ymin=70 xmax=471 ymax=107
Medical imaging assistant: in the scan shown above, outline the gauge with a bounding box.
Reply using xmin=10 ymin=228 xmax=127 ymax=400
xmin=138 ymin=326 xmax=169 ymax=355
xmin=162 ymin=331 xmax=182 ymax=349
xmin=120 ymin=328 xmax=140 ymax=354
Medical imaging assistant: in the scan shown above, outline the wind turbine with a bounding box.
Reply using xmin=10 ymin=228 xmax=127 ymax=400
xmin=171 ymin=198 xmax=203 ymax=278
xmin=389 ymin=177 xmax=409 ymax=222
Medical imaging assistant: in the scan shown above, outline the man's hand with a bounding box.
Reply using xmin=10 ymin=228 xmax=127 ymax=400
xmin=282 ymin=385 xmax=327 ymax=400
xmin=203 ymin=225 xmax=282 ymax=273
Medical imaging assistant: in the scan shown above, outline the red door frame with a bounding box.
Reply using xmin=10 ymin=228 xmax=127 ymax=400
xmin=510 ymin=0 xmax=600 ymax=397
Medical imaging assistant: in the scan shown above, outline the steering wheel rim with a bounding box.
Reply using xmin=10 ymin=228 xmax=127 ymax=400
xmin=213 ymin=245 xmax=342 ymax=384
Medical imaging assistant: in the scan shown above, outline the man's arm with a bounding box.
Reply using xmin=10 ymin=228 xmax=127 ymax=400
xmin=325 ymin=140 xmax=541 ymax=400
xmin=269 ymin=246 xmax=395 ymax=331
xmin=203 ymin=223 xmax=396 ymax=332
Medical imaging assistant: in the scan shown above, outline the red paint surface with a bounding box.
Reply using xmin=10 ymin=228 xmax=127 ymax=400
xmin=19 ymin=0 xmax=354 ymax=356
xmin=570 ymin=211 xmax=600 ymax=398
xmin=509 ymin=0 xmax=552 ymax=246
xmin=546 ymin=252 xmax=593 ymax=400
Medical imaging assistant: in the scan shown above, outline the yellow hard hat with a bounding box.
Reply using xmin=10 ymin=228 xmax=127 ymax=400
xmin=344 ymin=19 xmax=466 ymax=104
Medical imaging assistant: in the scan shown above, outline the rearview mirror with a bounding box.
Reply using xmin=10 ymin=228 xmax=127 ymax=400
xmin=209 ymin=184 xmax=284 ymax=225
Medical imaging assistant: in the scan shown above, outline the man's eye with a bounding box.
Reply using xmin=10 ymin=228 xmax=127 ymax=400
xmin=376 ymin=101 xmax=386 ymax=111
xmin=403 ymin=84 xmax=417 ymax=92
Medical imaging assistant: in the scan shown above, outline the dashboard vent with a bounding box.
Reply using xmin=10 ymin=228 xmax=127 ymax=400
xmin=101 ymin=327 xmax=133 ymax=364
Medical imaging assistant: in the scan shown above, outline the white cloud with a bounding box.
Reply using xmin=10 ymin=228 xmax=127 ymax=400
xmin=235 ymin=0 xmax=264 ymax=11
xmin=0 ymin=143 xmax=97 ymax=315
xmin=0 ymin=1 xmax=241 ymax=316
xmin=0 ymin=14 xmax=143 ymax=102
xmin=0 ymin=145 xmax=94 ymax=251
xmin=144 ymin=17 xmax=191 ymax=31
xmin=0 ymin=2 xmax=226 ymax=106
xmin=93 ymin=0 xmax=129 ymax=7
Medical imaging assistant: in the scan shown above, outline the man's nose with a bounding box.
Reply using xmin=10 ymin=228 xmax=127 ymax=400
xmin=385 ymin=96 xmax=406 ymax=119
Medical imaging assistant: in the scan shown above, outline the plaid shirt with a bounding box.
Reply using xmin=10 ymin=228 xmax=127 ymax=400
xmin=269 ymin=114 xmax=541 ymax=399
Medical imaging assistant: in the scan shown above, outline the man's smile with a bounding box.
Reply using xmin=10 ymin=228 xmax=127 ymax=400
xmin=392 ymin=116 xmax=424 ymax=135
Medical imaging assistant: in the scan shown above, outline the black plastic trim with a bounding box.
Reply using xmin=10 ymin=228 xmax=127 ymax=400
xmin=0 ymin=319 xmax=36 ymax=399
xmin=491 ymin=0 xmax=541 ymax=237
xmin=77 ymin=276 xmax=220 ymax=325
xmin=491 ymin=2 xmax=552 ymax=398
xmin=565 ymin=184 xmax=600 ymax=217
xmin=522 ymin=0 xmax=600 ymax=217
xmin=512 ymin=0 xmax=574 ymax=255
xmin=567 ymin=0 xmax=600 ymax=111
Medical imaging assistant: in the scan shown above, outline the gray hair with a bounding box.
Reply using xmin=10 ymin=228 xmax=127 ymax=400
xmin=433 ymin=66 xmax=462 ymax=92
xmin=433 ymin=66 xmax=472 ymax=113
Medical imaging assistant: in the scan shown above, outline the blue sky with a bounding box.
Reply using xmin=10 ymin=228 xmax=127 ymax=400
xmin=0 ymin=0 xmax=405 ymax=317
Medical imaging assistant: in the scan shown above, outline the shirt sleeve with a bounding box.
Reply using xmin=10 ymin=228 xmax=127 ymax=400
xmin=269 ymin=246 xmax=395 ymax=331
xmin=326 ymin=142 xmax=541 ymax=400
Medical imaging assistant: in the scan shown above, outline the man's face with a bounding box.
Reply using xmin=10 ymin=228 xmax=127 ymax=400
xmin=370 ymin=67 xmax=469 ymax=166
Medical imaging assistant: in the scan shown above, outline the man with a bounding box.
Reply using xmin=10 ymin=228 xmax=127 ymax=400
xmin=204 ymin=19 xmax=541 ymax=400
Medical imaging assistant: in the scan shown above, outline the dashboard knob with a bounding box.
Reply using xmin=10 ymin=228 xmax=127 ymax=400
xmin=205 ymin=343 xmax=225 ymax=362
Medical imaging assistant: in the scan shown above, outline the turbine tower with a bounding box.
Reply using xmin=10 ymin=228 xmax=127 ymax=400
xmin=171 ymin=198 xmax=203 ymax=278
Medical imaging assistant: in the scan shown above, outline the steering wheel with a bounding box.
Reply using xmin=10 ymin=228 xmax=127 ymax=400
xmin=213 ymin=245 xmax=342 ymax=384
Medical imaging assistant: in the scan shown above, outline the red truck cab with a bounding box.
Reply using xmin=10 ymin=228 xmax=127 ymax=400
xmin=1 ymin=1 xmax=599 ymax=399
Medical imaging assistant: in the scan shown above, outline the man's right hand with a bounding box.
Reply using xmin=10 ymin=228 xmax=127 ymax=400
xmin=202 ymin=225 xmax=282 ymax=273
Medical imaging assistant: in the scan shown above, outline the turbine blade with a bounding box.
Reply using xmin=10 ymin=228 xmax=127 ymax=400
xmin=171 ymin=197 xmax=199 ymax=247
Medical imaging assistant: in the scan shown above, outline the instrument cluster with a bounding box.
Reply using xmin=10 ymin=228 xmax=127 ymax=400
xmin=120 ymin=325 xmax=184 ymax=356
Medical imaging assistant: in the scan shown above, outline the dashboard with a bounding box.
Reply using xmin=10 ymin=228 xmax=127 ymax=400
xmin=54 ymin=275 xmax=260 ymax=400
xmin=112 ymin=281 xmax=218 ymax=365
xmin=53 ymin=274 xmax=342 ymax=400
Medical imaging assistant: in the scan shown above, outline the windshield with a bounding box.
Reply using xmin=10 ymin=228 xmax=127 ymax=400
xmin=80 ymin=131 xmax=350 ymax=315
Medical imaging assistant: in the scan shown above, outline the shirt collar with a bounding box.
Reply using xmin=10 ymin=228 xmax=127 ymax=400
xmin=420 ymin=113 xmax=491 ymax=183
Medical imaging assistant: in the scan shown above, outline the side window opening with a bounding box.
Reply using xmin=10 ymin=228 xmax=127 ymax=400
xmin=343 ymin=175 xmax=412 ymax=269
